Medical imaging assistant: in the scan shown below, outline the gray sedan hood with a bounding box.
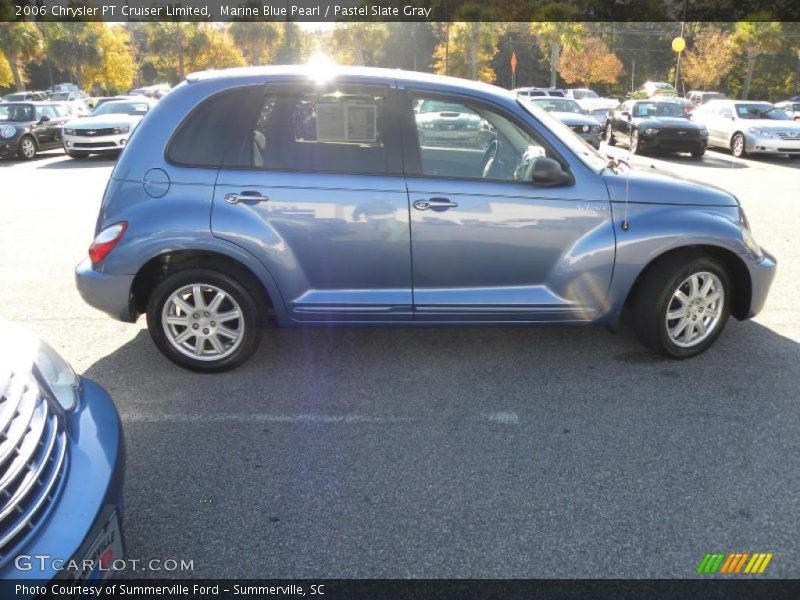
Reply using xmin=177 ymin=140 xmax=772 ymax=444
xmin=602 ymin=165 xmax=738 ymax=207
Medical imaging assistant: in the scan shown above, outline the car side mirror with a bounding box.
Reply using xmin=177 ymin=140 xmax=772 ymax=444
xmin=38 ymin=115 xmax=50 ymax=123
xmin=531 ymin=157 xmax=574 ymax=187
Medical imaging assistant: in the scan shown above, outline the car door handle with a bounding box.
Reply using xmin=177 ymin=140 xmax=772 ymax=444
xmin=414 ymin=198 xmax=458 ymax=211
xmin=225 ymin=191 xmax=270 ymax=205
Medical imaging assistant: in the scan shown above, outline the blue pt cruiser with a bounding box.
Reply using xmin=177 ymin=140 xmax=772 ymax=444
xmin=0 ymin=322 xmax=124 ymax=585
xmin=75 ymin=66 xmax=776 ymax=371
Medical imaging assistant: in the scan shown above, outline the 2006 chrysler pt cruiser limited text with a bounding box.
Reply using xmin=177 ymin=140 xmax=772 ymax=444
xmin=75 ymin=65 xmax=776 ymax=372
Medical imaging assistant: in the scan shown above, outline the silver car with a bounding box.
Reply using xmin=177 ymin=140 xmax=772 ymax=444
xmin=692 ymin=99 xmax=800 ymax=158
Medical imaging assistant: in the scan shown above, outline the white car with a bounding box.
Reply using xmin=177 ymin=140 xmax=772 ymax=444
xmin=775 ymin=101 xmax=800 ymax=122
xmin=62 ymin=98 xmax=153 ymax=158
xmin=563 ymin=88 xmax=620 ymax=122
xmin=692 ymin=99 xmax=800 ymax=158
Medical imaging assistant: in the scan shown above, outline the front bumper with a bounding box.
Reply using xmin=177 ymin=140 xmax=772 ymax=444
xmin=745 ymin=135 xmax=800 ymax=155
xmin=0 ymin=139 xmax=20 ymax=158
xmin=577 ymin=131 xmax=601 ymax=148
xmin=75 ymin=257 xmax=136 ymax=322
xmin=63 ymin=132 xmax=128 ymax=154
xmin=0 ymin=378 xmax=125 ymax=584
xmin=638 ymin=133 xmax=707 ymax=153
xmin=744 ymin=250 xmax=777 ymax=318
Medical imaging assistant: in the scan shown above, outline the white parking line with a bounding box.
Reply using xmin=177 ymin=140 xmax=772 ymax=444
xmin=120 ymin=412 xmax=522 ymax=425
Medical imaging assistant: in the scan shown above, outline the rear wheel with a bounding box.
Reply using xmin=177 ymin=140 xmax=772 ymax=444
xmin=17 ymin=136 xmax=37 ymax=160
xmin=146 ymin=269 xmax=262 ymax=372
xmin=633 ymin=252 xmax=731 ymax=359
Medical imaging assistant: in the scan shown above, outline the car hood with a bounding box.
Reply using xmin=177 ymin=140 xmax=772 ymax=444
xmin=742 ymin=119 xmax=800 ymax=132
xmin=603 ymin=165 xmax=737 ymax=207
xmin=576 ymin=97 xmax=620 ymax=110
xmin=552 ymin=112 xmax=599 ymax=127
xmin=65 ymin=114 xmax=143 ymax=129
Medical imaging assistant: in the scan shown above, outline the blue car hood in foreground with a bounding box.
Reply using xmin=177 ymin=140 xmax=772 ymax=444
xmin=602 ymin=166 xmax=738 ymax=207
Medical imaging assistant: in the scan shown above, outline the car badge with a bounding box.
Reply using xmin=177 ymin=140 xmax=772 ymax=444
xmin=87 ymin=130 xmax=96 ymax=135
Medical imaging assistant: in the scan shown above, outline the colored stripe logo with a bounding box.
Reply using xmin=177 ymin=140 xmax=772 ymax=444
xmin=697 ymin=552 xmax=773 ymax=574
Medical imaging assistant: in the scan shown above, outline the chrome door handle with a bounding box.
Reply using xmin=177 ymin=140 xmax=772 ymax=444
xmin=414 ymin=198 xmax=458 ymax=211
xmin=225 ymin=191 xmax=270 ymax=204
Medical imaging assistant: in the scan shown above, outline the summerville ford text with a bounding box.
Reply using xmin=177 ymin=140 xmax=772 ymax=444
xmin=16 ymin=584 xmax=321 ymax=597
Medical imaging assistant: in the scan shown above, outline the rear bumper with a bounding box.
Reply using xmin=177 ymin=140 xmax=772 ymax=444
xmin=75 ymin=257 xmax=136 ymax=322
xmin=745 ymin=250 xmax=777 ymax=318
xmin=0 ymin=378 xmax=125 ymax=585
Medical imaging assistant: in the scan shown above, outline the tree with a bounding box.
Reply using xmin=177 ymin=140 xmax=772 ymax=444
xmin=81 ymin=25 xmax=135 ymax=94
xmin=0 ymin=49 xmax=12 ymax=89
xmin=273 ymin=22 xmax=310 ymax=64
xmin=190 ymin=27 xmax=246 ymax=72
xmin=558 ymin=36 xmax=622 ymax=88
xmin=330 ymin=23 xmax=388 ymax=66
xmin=433 ymin=22 xmax=499 ymax=82
xmin=0 ymin=22 xmax=43 ymax=91
xmin=42 ymin=23 xmax=103 ymax=89
xmin=228 ymin=22 xmax=281 ymax=66
xmin=530 ymin=21 xmax=583 ymax=88
xmin=680 ymin=26 xmax=735 ymax=91
xmin=732 ymin=21 xmax=783 ymax=100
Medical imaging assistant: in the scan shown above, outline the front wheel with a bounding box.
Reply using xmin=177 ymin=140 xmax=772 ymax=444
xmin=146 ymin=269 xmax=262 ymax=372
xmin=691 ymin=147 xmax=705 ymax=158
xmin=632 ymin=253 xmax=731 ymax=359
xmin=731 ymin=133 xmax=747 ymax=158
xmin=629 ymin=129 xmax=641 ymax=154
xmin=605 ymin=123 xmax=616 ymax=146
xmin=17 ymin=136 xmax=37 ymax=160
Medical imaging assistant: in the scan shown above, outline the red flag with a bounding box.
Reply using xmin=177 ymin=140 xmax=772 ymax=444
xmin=510 ymin=52 xmax=518 ymax=74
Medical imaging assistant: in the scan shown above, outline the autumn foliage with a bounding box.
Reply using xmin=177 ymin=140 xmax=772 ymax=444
xmin=558 ymin=37 xmax=623 ymax=88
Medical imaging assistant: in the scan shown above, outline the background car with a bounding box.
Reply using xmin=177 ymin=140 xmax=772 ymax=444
xmin=605 ymin=98 xmax=707 ymax=156
xmin=74 ymin=66 xmax=774 ymax=371
xmin=0 ymin=321 xmax=124 ymax=583
xmin=513 ymin=87 xmax=565 ymax=98
xmin=415 ymin=99 xmax=495 ymax=148
xmin=774 ymin=101 xmax=800 ymax=121
xmin=563 ymin=88 xmax=620 ymax=122
xmin=0 ymin=102 xmax=70 ymax=160
xmin=692 ymin=99 xmax=800 ymax=158
xmin=48 ymin=90 xmax=92 ymax=112
xmin=524 ymin=96 xmax=602 ymax=148
xmin=686 ymin=91 xmax=726 ymax=106
xmin=2 ymin=91 xmax=48 ymax=102
xmin=634 ymin=81 xmax=678 ymax=98
xmin=62 ymin=97 xmax=154 ymax=158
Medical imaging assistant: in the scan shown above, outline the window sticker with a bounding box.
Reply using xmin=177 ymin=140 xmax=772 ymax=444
xmin=316 ymin=103 xmax=377 ymax=143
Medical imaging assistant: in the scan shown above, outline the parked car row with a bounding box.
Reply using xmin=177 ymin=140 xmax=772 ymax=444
xmin=0 ymin=96 xmax=156 ymax=160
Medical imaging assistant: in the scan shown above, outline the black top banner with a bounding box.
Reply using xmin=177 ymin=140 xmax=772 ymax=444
xmin=4 ymin=0 xmax=800 ymax=22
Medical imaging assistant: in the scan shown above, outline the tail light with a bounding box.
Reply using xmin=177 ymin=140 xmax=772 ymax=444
xmin=89 ymin=222 xmax=127 ymax=265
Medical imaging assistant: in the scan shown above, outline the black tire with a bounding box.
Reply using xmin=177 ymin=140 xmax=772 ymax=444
xmin=17 ymin=135 xmax=37 ymax=160
xmin=632 ymin=252 xmax=731 ymax=359
xmin=731 ymin=132 xmax=747 ymax=158
xmin=629 ymin=129 xmax=641 ymax=154
xmin=690 ymin=148 xmax=705 ymax=158
xmin=605 ymin=123 xmax=616 ymax=145
xmin=66 ymin=150 xmax=90 ymax=158
xmin=146 ymin=268 xmax=262 ymax=372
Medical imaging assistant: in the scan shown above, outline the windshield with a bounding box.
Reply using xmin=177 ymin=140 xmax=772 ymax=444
xmin=51 ymin=104 xmax=71 ymax=117
xmin=50 ymin=93 xmax=70 ymax=101
xmin=519 ymin=99 xmax=607 ymax=172
xmin=735 ymin=104 xmax=791 ymax=120
xmin=529 ymin=98 xmax=583 ymax=114
xmin=0 ymin=104 xmax=34 ymax=122
xmin=3 ymin=93 xmax=27 ymax=101
xmin=92 ymin=101 xmax=149 ymax=116
xmin=633 ymin=102 xmax=686 ymax=117
xmin=572 ymin=90 xmax=598 ymax=100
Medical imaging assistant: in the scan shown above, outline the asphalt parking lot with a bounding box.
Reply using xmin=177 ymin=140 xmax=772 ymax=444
xmin=1 ymin=146 xmax=798 ymax=578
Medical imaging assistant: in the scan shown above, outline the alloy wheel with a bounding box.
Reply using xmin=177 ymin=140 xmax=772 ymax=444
xmin=665 ymin=271 xmax=724 ymax=348
xmin=161 ymin=283 xmax=245 ymax=361
xmin=20 ymin=138 xmax=35 ymax=159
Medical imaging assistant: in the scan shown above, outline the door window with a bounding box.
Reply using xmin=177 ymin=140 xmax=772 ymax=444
xmin=411 ymin=94 xmax=548 ymax=181
xmin=245 ymin=83 xmax=389 ymax=174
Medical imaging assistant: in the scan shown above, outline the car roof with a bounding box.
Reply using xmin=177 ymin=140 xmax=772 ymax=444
xmin=186 ymin=65 xmax=513 ymax=101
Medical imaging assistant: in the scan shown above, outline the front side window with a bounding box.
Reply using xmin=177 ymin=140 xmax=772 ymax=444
xmin=245 ymin=83 xmax=388 ymax=174
xmin=412 ymin=93 xmax=551 ymax=182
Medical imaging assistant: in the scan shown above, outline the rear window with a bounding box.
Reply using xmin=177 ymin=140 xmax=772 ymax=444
xmin=167 ymin=86 xmax=265 ymax=167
